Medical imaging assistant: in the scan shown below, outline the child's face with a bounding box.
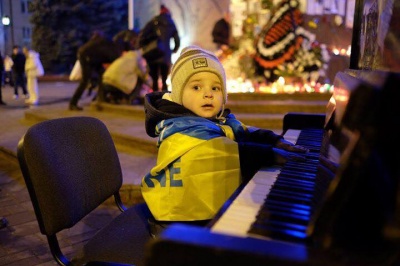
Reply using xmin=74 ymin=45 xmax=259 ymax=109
xmin=181 ymin=72 xmax=224 ymax=118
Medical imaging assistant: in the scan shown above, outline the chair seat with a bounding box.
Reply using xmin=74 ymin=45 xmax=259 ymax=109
xmin=73 ymin=203 xmax=152 ymax=266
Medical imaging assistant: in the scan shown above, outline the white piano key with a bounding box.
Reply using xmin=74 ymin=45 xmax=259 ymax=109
xmin=283 ymin=129 xmax=301 ymax=144
xmin=211 ymin=130 xmax=301 ymax=237
xmin=211 ymin=169 xmax=279 ymax=236
xmin=212 ymin=203 xmax=260 ymax=237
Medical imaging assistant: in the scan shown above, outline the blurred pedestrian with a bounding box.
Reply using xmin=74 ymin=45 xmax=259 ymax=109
xmin=139 ymin=4 xmax=180 ymax=92
xmin=69 ymin=30 xmax=121 ymax=110
xmin=11 ymin=45 xmax=28 ymax=99
xmin=23 ymin=47 xmax=44 ymax=106
xmin=4 ymin=55 xmax=13 ymax=86
xmin=211 ymin=12 xmax=232 ymax=51
xmin=102 ymin=30 xmax=152 ymax=104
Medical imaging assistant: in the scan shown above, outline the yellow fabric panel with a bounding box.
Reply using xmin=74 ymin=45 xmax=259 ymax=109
xmin=149 ymin=133 xmax=205 ymax=176
xmin=142 ymin=136 xmax=241 ymax=221
xmin=218 ymin=124 xmax=236 ymax=141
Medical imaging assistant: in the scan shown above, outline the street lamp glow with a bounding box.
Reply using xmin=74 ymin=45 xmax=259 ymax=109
xmin=2 ymin=16 xmax=10 ymax=26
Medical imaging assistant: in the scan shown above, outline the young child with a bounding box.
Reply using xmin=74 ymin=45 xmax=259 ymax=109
xmin=142 ymin=45 xmax=308 ymax=237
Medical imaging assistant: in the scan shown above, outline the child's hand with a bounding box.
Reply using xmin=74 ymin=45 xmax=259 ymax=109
xmin=275 ymin=139 xmax=309 ymax=153
xmin=273 ymin=148 xmax=307 ymax=165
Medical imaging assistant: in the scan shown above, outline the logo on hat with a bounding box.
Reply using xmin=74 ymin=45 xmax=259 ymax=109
xmin=192 ymin=58 xmax=208 ymax=69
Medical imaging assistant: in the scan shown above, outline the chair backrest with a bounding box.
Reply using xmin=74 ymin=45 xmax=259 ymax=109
xmin=17 ymin=116 xmax=123 ymax=236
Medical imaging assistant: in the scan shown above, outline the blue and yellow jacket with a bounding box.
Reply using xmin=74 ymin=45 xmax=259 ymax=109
xmin=142 ymin=92 xmax=282 ymax=221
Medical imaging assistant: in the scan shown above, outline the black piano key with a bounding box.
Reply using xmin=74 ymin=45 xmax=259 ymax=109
xmin=259 ymin=219 xmax=308 ymax=232
xmin=270 ymin=186 xmax=322 ymax=207
xmin=297 ymin=137 xmax=322 ymax=142
xmin=279 ymin=172 xmax=316 ymax=182
xmin=284 ymin=159 xmax=319 ymax=168
xmin=256 ymin=208 xmax=310 ymax=226
xmin=273 ymin=181 xmax=315 ymax=194
xmin=262 ymin=199 xmax=312 ymax=216
xmin=267 ymin=190 xmax=313 ymax=205
xmin=283 ymin=163 xmax=318 ymax=170
xmin=262 ymin=203 xmax=312 ymax=217
xmin=281 ymin=165 xmax=317 ymax=172
xmin=282 ymin=166 xmax=318 ymax=175
xmin=274 ymin=178 xmax=315 ymax=190
xmin=249 ymin=221 xmax=308 ymax=241
xmin=246 ymin=128 xmax=328 ymax=242
xmin=252 ymin=221 xmax=309 ymax=237
xmin=280 ymin=169 xmax=317 ymax=178
xmin=296 ymin=140 xmax=321 ymax=147
xmin=288 ymin=155 xmax=319 ymax=162
xmin=265 ymin=199 xmax=311 ymax=211
xmin=287 ymin=163 xmax=319 ymax=169
xmin=263 ymin=205 xmax=311 ymax=217
xmin=305 ymin=152 xmax=320 ymax=159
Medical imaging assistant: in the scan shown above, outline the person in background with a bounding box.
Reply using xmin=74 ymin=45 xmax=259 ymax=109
xmin=211 ymin=12 xmax=232 ymax=51
xmin=102 ymin=30 xmax=153 ymax=104
xmin=86 ymin=72 xmax=100 ymax=98
xmin=3 ymin=55 xmax=13 ymax=87
xmin=142 ymin=4 xmax=180 ymax=92
xmin=69 ymin=30 xmax=121 ymax=110
xmin=11 ymin=45 xmax=28 ymax=99
xmin=142 ymin=45 xmax=308 ymax=237
xmin=23 ymin=47 xmax=44 ymax=106
xmin=0 ymin=51 xmax=6 ymax=105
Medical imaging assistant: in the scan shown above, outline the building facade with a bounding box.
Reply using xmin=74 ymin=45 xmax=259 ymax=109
xmin=0 ymin=0 xmax=32 ymax=56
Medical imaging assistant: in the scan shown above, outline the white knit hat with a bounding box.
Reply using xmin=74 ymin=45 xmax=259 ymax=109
xmin=170 ymin=45 xmax=227 ymax=105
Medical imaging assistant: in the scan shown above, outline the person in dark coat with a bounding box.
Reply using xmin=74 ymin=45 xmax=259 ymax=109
xmin=11 ymin=45 xmax=28 ymax=99
xmin=142 ymin=5 xmax=180 ymax=92
xmin=69 ymin=30 xmax=122 ymax=110
xmin=211 ymin=12 xmax=231 ymax=51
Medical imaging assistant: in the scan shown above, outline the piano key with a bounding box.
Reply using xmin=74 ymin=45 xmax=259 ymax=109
xmin=211 ymin=166 xmax=281 ymax=237
xmin=282 ymin=129 xmax=301 ymax=143
xmin=249 ymin=222 xmax=308 ymax=241
xmin=212 ymin=128 xmax=325 ymax=240
xmin=281 ymin=169 xmax=317 ymax=177
xmin=263 ymin=201 xmax=311 ymax=216
xmin=267 ymin=191 xmax=313 ymax=205
xmin=277 ymin=176 xmax=316 ymax=186
xmin=254 ymin=219 xmax=308 ymax=232
xmin=256 ymin=209 xmax=310 ymax=225
xmin=272 ymin=181 xmax=315 ymax=194
xmin=264 ymin=198 xmax=312 ymax=211
xmin=248 ymin=129 xmax=326 ymax=240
